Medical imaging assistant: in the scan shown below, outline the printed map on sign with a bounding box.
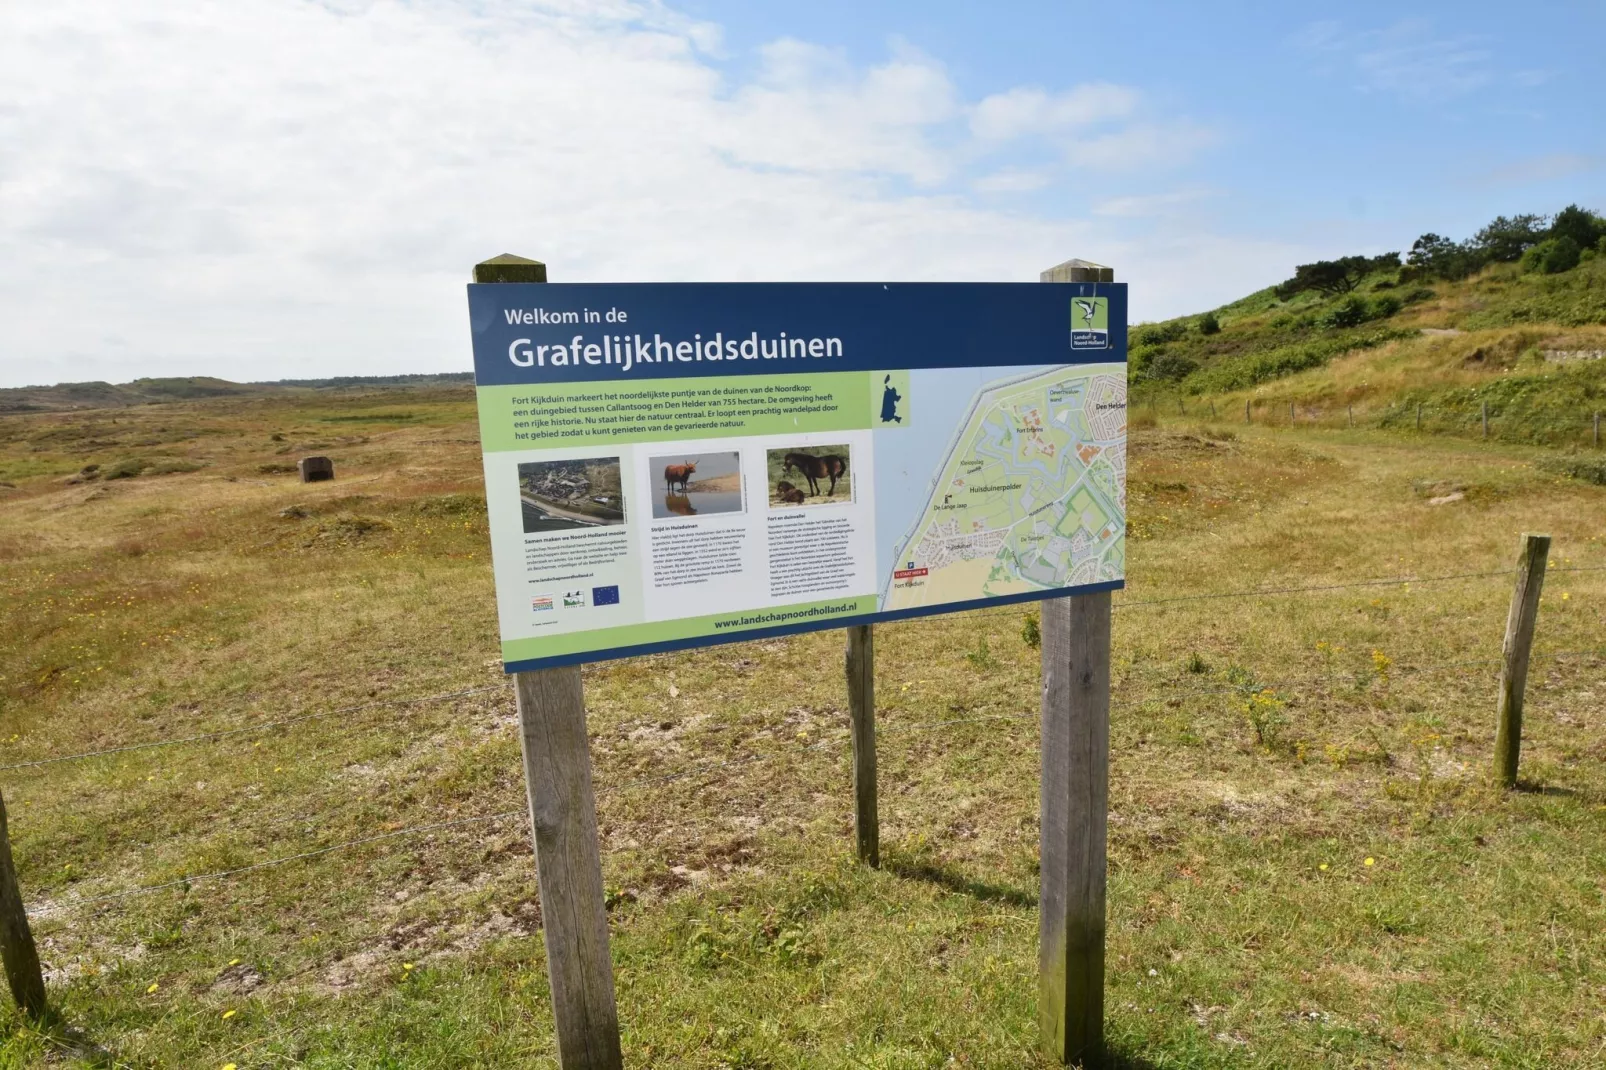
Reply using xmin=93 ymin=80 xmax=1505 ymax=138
xmin=881 ymin=365 xmax=1126 ymax=610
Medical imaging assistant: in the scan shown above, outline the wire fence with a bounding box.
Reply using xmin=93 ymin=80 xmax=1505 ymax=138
xmin=10 ymin=558 xmax=1606 ymax=925
xmin=24 ymin=641 xmax=1605 ymax=922
xmin=9 ymin=562 xmax=1606 ymax=773
xmin=1141 ymin=393 xmax=1606 ymax=447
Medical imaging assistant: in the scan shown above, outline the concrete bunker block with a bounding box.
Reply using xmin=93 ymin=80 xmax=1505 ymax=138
xmin=298 ymin=456 xmax=335 ymax=483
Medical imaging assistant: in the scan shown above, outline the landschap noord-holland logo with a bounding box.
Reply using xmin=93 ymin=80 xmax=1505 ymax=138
xmin=1070 ymin=296 xmax=1109 ymax=351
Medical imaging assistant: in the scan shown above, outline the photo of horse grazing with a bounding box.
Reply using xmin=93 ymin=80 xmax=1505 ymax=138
xmin=782 ymin=451 xmax=849 ymax=497
xmin=774 ymin=480 xmax=806 ymax=505
xmin=663 ymin=460 xmax=697 ymax=495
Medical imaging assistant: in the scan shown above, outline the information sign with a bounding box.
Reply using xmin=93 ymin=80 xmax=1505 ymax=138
xmin=467 ymin=282 xmax=1127 ymax=671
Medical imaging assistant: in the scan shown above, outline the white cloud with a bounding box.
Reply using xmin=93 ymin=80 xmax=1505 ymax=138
xmin=1356 ymin=21 xmax=1492 ymax=101
xmin=0 ymin=0 xmax=1257 ymax=387
xmin=1071 ymin=122 xmax=1220 ymax=172
xmin=716 ymin=37 xmax=959 ymax=183
xmin=973 ymin=168 xmax=1051 ymax=194
xmin=1291 ymin=18 xmax=1494 ymax=103
xmin=969 ymin=83 xmax=1139 ymax=143
xmin=1093 ymin=189 xmax=1218 ymax=218
xmin=1479 ymin=153 xmax=1602 ymax=187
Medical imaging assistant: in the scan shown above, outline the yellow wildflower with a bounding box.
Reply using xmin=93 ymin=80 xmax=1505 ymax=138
xmin=146 ymin=982 xmax=159 ymax=994
xmin=1363 ymin=857 xmax=1375 ymax=867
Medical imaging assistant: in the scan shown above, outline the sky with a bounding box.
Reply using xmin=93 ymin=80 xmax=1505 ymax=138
xmin=1 ymin=0 xmax=1602 ymax=389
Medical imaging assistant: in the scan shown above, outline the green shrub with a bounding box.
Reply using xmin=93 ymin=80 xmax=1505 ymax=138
xmin=1550 ymin=204 xmax=1606 ymax=251
xmin=1402 ymin=287 xmax=1437 ymax=304
xmin=1321 ymin=296 xmax=1371 ymax=329
xmin=1190 ymin=329 xmax=1409 ymax=393
xmin=1523 ymin=237 xmax=1582 ymax=274
xmin=1198 ymin=312 xmax=1221 ymax=335
xmin=1135 ymin=321 xmax=1187 ymax=347
xmin=1149 ymin=352 xmax=1199 ymax=381
xmin=1129 ymin=347 xmax=1157 ymax=380
xmin=103 ymin=458 xmax=150 ymax=480
xmin=1371 ymin=295 xmax=1403 ymax=319
xmin=1541 ymin=456 xmax=1606 ymax=486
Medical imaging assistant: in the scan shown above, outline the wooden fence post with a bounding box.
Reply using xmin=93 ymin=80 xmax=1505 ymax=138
xmin=1038 ymin=257 xmax=1113 ymax=1068
xmin=1289 ymin=400 xmax=1295 ymax=425
xmin=1416 ymin=403 xmax=1423 ymax=431
xmin=1244 ymin=399 xmax=1251 ymax=424
xmin=1348 ymin=404 xmax=1354 ymax=428
xmin=479 ymin=254 xmax=623 ymax=1070
xmin=845 ymin=625 xmax=878 ymax=867
xmin=1495 ymin=533 xmax=1550 ymax=789
xmin=0 ymin=791 xmax=45 ymax=1019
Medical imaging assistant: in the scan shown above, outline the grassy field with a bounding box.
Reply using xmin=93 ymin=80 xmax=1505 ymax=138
xmin=1 ymin=388 xmax=1604 ymax=1068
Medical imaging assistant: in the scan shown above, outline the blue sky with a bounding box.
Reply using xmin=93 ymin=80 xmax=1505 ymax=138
xmin=683 ymin=0 xmax=1604 ymax=245
xmin=0 ymin=0 xmax=1601 ymax=387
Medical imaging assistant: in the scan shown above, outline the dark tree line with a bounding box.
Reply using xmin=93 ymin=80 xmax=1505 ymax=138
xmin=1276 ymin=205 xmax=1606 ymax=296
xmin=1406 ymin=205 xmax=1604 ymax=279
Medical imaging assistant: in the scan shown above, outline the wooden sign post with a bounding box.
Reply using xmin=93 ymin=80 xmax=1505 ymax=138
xmin=1037 ymin=258 xmax=1114 ymax=1068
xmin=845 ymin=625 xmax=879 ymax=868
xmin=477 ymin=255 xmax=623 ymax=1070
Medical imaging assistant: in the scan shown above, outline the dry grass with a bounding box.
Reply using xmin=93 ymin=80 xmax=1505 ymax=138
xmin=0 ymin=390 xmax=1603 ymax=1067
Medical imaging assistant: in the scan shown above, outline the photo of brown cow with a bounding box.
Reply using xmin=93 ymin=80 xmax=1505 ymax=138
xmin=648 ymin=451 xmax=744 ymax=519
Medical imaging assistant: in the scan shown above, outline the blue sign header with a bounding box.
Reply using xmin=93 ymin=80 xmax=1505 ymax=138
xmin=467 ymin=281 xmax=1127 ymax=386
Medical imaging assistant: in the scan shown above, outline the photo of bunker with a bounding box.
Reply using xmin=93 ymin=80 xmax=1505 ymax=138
xmin=517 ymin=457 xmax=625 ymax=533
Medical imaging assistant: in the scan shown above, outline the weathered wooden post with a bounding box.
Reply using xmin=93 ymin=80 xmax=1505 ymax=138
xmin=1038 ymin=258 xmax=1113 ymax=1068
xmin=1178 ymin=396 xmax=1185 ymax=416
xmin=1594 ymin=412 xmax=1600 ymax=448
xmin=479 ymin=254 xmax=623 ymax=1070
xmin=1494 ymin=533 xmax=1550 ymax=789
xmin=1348 ymin=404 xmax=1354 ymax=428
xmin=1209 ymin=400 xmax=1216 ymax=419
xmin=0 ymin=791 xmax=45 ymax=1019
xmin=1416 ymin=403 xmax=1423 ymax=431
xmin=845 ymin=625 xmax=878 ymax=867
xmin=1289 ymin=400 xmax=1296 ymax=425
xmin=1244 ymin=399 xmax=1251 ymax=424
